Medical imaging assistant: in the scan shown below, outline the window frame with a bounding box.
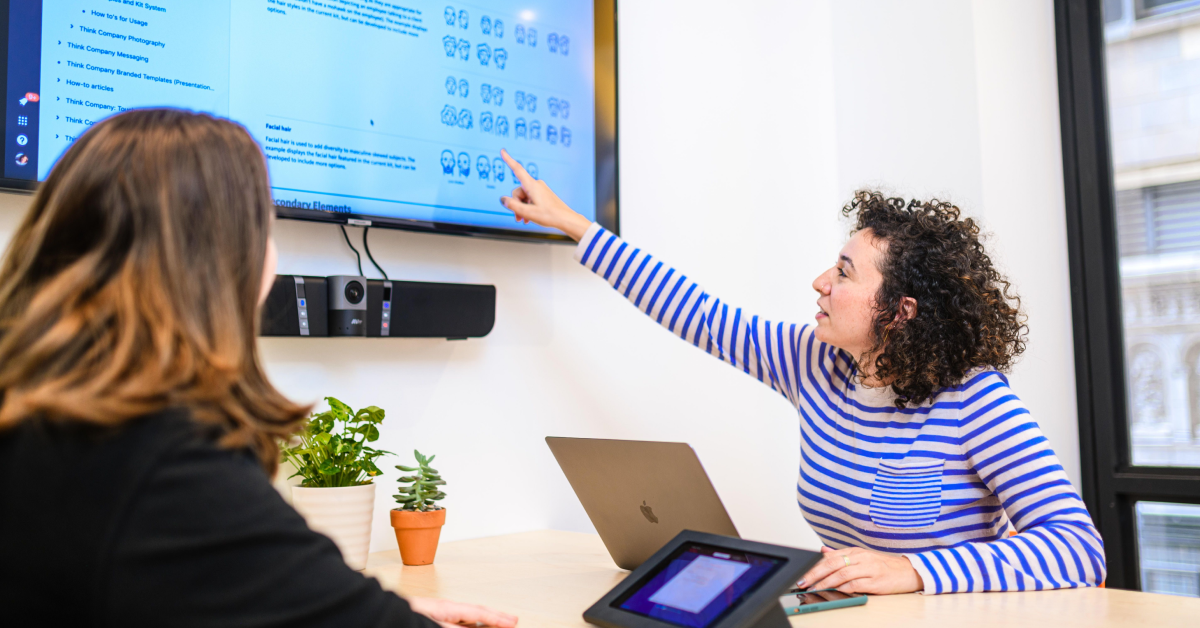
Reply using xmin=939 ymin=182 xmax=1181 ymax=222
xmin=1055 ymin=0 xmax=1200 ymax=590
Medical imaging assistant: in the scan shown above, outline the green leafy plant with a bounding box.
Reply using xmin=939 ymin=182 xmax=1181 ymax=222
xmin=393 ymin=450 xmax=446 ymax=511
xmin=280 ymin=397 xmax=392 ymax=487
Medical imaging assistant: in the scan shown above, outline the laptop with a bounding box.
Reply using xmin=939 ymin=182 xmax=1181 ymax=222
xmin=545 ymin=437 xmax=740 ymax=570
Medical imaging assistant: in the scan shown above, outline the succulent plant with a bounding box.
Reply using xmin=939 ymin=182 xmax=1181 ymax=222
xmin=393 ymin=450 xmax=447 ymax=511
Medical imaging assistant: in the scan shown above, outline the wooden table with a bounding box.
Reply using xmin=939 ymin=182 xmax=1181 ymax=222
xmin=365 ymin=530 xmax=1199 ymax=628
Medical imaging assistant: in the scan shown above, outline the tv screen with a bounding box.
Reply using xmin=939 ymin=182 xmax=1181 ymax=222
xmin=0 ymin=0 xmax=618 ymax=242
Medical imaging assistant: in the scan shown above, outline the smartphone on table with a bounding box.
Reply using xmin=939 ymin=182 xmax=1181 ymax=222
xmin=779 ymin=588 xmax=867 ymax=615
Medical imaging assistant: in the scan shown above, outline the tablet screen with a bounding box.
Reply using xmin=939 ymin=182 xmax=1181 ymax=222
xmin=614 ymin=543 xmax=783 ymax=628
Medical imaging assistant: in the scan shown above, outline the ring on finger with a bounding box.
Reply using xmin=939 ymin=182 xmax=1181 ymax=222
xmin=843 ymin=555 xmax=850 ymax=567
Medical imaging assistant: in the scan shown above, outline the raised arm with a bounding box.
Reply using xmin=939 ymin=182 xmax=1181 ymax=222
xmin=905 ymin=375 xmax=1107 ymax=593
xmin=499 ymin=151 xmax=821 ymax=404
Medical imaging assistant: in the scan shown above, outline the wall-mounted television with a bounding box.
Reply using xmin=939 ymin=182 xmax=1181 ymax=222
xmin=0 ymin=0 xmax=618 ymax=243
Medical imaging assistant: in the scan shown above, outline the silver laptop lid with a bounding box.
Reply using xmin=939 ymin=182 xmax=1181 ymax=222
xmin=546 ymin=437 xmax=740 ymax=570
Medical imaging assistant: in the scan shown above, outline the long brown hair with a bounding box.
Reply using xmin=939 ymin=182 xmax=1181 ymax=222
xmin=0 ymin=108 xmax=308 ymax=472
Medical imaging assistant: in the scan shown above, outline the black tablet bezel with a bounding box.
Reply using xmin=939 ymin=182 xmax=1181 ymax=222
xmin=0 ymin=0 xmax=619 ymax=244
xmin=583 ymin=531 xmax=821 ymax=628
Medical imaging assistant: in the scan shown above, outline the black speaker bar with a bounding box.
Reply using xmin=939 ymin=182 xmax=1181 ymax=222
xmin=260 ymin=275 xmax=495 ymax=340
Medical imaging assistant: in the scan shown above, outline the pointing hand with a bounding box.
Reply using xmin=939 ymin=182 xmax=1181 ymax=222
xmin=499 ymin=149 xmax=591 ymax=241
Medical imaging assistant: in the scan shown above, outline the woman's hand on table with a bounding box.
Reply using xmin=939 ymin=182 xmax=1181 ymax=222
xmin=408 ymin=597 xmax=518 ymax=628
xmin=499 ymin=149 xmax=592 ymax=241
xmin=798 ymin=546 xmax=923 ymax=595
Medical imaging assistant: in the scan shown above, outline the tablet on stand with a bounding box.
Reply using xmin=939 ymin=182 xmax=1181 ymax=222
xmin=584 ymin=531 xmax=822 ymax=628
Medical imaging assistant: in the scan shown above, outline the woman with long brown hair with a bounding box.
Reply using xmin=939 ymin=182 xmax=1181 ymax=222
xmin=0 ymin=109 xmax=517 ymax=627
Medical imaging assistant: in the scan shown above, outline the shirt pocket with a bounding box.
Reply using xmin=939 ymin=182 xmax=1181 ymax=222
xmin=868 ymin=459 xmax=945 ymax=529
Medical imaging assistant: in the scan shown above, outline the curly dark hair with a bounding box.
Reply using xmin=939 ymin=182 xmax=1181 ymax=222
xmin=841 ymin=190 xmax=1028 ymax=408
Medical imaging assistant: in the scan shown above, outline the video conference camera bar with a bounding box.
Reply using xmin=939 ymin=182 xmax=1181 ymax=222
xmin=260 ymin=275 xmax=495 ymax=340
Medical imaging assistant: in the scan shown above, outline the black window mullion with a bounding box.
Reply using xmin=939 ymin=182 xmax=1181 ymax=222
xmin=1056 ymin=0 xmax=1137 ymax=588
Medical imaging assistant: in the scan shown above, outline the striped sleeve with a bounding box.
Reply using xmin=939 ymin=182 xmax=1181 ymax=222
xmin=905 ymin=375 xmax=1106 ymax=593
xmin=574 ymin=224 xmax=814 ymax=403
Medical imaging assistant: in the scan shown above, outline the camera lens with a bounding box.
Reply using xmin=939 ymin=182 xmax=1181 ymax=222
xmin=344 ymin=280 xmax=365 ymax=304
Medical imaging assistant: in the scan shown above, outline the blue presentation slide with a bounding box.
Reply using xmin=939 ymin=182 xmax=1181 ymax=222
xmin=35 ymin=0 xmax=597 ymax=233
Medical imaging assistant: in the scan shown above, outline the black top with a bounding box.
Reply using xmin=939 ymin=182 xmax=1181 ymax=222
xmin=0 ymin=408 xmax=438 ymax=627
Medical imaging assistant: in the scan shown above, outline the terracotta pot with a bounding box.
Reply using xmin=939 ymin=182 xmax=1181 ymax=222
xmin=390 ymin=508 xmax=446 ymax=566
xmin=291 ymin=484 xmax=376 ymax=571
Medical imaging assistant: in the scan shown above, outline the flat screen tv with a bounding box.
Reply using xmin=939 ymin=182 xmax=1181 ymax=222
xmin=0 ymin=0 xmax=618 ymax=243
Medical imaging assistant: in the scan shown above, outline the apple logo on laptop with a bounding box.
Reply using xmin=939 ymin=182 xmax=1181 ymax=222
xmin=640 ymin=500 xmax=659 ymax=524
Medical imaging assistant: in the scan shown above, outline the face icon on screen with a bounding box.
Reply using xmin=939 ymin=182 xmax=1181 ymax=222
xmin=560 ymin=127 xmax=571 ymax=147
xmin=559 ymin=35 xmax=570 ymax=56
xmin=457 ymin=39 xmax=470 ymax=61
xmin=458 ymin=9 xmax=469 ymax=29
xmin=527 ymin=28 xmax=537 ymax=48
xmin=441 ymin=105 xmax=458 ymax=126
xmin=546 ymin=124 xmax=558 ymax=145
xmin=481 ymin=84 xmax=492 ymax=104
xmin=492 ymin=158 xmax=506 ymax=183
xmin=480 ymin=111 xmax=494 ymax=133
xmin=515 ymin=24 xmax=525 ymax=44
xmin=444 ymin=6 xmax=455 ymax=25
xmin=529 ymin=120 xmax=541 ymax=140
xmin=440 ymin=150 xmax=455 ymax=174
xmin=515 ymin=117 xmax=526 ymax=138
xmin=515 ymin=90 xmax=526 ymax=110
xmin=445 ymin=76 xmax=458 ymax=95
xmin=489 ymin=86 xmax=503 ymax=106
xmin=525 ymin=94 xmax=537 ymax=113
xmin=442 ymin=35 xmax=457 ymax=57
xmin=476 ymin=155 xmax=490 ymax=180
xmin=548 ymin=97 xmax=560 ymax=118
xmin=495 ymin=116 xmax=509 ymax=137
xmin=477 ymin=43 xmax=491 ymax=66
xmin=560 ymin=100 xmax=569 ymax=119
xmin=457 ymin=152 xmax=470 ymax=177
xmin=480 ymin=16 xmax=492 ymax=35
xmin=526 ymin=163 xmax=538 ymax=179
xmin=493 ymin=20 xmax=504 ymax=38
xmin=548 ymin=33 xmax=558 ymax=54
xmin=456 ymin=109 xmax=473 ymax=129
xmin=458 ymin=79 xmax=468 ymax=97
xmin=493 ymin=48 xmax=507 ymax=70
xmin=14 ymin=153 xmax=27 ymax=167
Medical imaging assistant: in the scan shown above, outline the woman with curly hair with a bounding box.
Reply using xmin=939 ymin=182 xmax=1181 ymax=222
xmin=498 ymin=151 xmax=1105 ymax=596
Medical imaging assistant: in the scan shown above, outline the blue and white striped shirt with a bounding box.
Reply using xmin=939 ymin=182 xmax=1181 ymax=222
xmin=576 ymin=224 xmax=1106 ymax=594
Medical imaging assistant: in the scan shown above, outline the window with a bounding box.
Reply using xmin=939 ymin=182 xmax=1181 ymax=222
xmin=1138 ymin=0 xmax=1200 ymax=19
xmin=1057 ymin=0 xmax=1200 ymax=591
xmin=1137 ymin=502 xmax=1200 ymax=596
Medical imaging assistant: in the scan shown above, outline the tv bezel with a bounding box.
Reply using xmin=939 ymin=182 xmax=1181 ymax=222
xmin=0 ymin=0 xmax=619 ymax=244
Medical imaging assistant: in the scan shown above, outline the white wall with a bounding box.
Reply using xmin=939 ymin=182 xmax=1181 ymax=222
xmin=0 ymin=0 xmax=1080 ymax=555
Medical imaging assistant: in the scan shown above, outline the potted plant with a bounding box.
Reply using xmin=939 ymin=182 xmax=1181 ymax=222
xmin=281 ymin=397 xmax=390 ymax=571
xmin=390 ymin=450 xmax=447 ymax=566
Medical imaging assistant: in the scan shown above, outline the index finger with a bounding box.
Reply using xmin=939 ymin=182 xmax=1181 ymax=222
xmin=500 ymin=149 xmax=535 ymax=187
xmin=800 ymin=554 xmax=845 ymax=588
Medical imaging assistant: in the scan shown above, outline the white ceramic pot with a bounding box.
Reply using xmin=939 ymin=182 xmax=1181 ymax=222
xmin=291 ymin=483 xmax=376 ymax=571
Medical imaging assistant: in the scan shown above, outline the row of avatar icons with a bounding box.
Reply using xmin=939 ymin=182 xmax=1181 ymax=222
xmin=440 ymin=107 xmax=572 ymax=147
xmin=439 ymin=151 xmax=539 ymax=182
xmin=442 ymin=37 xmax=509 ymax=69
xmin=443 ymin=78 xmax=569 ymax=118
xmin=441 ymin=6 xmax=570 ymax=55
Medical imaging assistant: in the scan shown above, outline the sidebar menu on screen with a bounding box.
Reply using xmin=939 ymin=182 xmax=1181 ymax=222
xmin=5 ymin=0 xmax=42 ymax=182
